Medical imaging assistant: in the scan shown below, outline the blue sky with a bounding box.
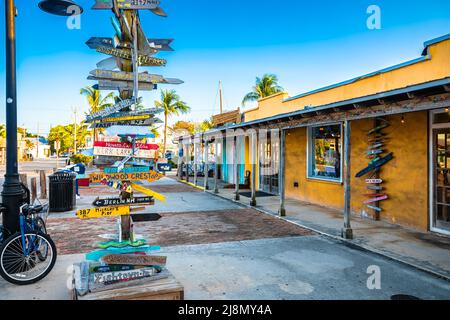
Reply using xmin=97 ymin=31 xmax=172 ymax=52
xmin=0 ymin=0 xmax=450 ymax=135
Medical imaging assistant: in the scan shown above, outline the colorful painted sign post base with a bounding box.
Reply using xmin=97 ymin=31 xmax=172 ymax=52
xmin=76 ymin=206 xmax=130 ymax=219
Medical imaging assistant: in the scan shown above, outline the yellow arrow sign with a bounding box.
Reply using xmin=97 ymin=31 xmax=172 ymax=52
xmin=131 ymin=183 xmax=166 ymax=202
xmin=90 ymin=171 xmax=164 ymax=184
xmin=76 ymin=206 xmax=130 ymax=219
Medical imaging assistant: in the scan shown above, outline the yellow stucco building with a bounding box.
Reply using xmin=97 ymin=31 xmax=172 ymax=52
xmin=179 ymin=33 xmax=450 ymax=237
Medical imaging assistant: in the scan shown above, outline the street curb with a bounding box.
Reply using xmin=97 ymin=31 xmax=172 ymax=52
xmin=194 ymin=185 xmax=450 ymax=282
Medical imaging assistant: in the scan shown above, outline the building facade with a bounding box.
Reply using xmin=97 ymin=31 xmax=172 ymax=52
xmin=179 ymin=33 xmax=450 ymax=236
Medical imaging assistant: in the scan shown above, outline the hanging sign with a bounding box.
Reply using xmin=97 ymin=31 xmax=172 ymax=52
xmin=365 ymin=179 xmax=383 ymax=184
xmin=93 ymin=196 xmax=154 ymax=207
xmin=86 ymin=97 xmax=141 ymax=122
xmin=76 ymin=206 xmax=130 ymax=219
xmin=92 ymin=0 xmax=160 ymax=10
xmin=90 ymin=171 xmax=164 ymax=183
xmin=96 ymin=46 xmax=167 ymax=66
xmin=93 ymin=79 xmax=157 ymax=91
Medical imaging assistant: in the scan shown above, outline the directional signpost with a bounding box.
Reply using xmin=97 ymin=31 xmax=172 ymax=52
xmin=70 ymin=0 xmax=187 ymax=297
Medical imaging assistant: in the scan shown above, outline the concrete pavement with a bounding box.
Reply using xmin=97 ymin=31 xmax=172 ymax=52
xmin=1 ymin=236 xmax=450 ymax=300
xmin=207 ymin=185 xmax=450 ymax=280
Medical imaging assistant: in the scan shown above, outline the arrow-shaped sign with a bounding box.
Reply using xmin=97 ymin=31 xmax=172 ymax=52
xmin=96 ymin=57 xmax=119 ymax=70
xmin=93 ymin=79 xmax=157 ymax=91
xmin=93 ymin=0 xmax=160 ymax=10
xmin=93 ymin=196 xmax=155 ymax=207
xmin=76 ymin=206 xmax=130 ymax=220
xmin=92 ymin=0 xmax=167 ymax=17
xmin=86 ymin=97 xmax=141 ymax=122
xmin=96 ymin=46 xmax=167 ymax=66
xmin=89 ymin=69 xmax=183 ymax=85
xmin=90 ymin=107 xmax=163 ymax=121
xmin=89 ymin=118 xmax=162 ymax=129
xmin=87 ymin=37 xmax=174 ymax=51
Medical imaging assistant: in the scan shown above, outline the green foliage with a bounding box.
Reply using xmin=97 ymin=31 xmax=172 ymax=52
xmin=172 ymin=120 xmax=195 ymax=135
xmin=242 ymin=74 xmax=284 ymax=105
xmin=48 ymin=123 xmax=91 ymax=154
xmin=154 ymin=90 xmax=190 ymax=155
xmin=70 ymin=154 xmax=93 ymax=166
xmin=195 ymin=118 xmax=214 ymax=133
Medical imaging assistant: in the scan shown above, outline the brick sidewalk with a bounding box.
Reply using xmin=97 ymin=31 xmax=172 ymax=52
xmin=46 ymin=209 xmax=314 ymax=255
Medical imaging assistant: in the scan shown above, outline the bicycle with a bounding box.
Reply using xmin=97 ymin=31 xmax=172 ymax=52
xmin=0 ymin=184 xmax=57 ymax=285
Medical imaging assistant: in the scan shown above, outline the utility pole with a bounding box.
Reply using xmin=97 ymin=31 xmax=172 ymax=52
xmin=219 ymin=81 xmax=223 ymax=114
xmin=36 ymin=122 xmax=39 ymax=159
xmin=72 ymin=107 xmax=77 ymax=154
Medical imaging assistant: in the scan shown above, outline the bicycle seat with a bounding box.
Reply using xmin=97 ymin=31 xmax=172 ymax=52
xmin=22 ymin=204 xmax=44 ymax=216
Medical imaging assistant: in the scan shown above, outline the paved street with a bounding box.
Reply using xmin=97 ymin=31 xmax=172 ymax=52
xmin=0 ymin=176 xmax=449 ymax=300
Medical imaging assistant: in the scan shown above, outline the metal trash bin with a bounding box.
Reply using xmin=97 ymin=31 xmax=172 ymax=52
xmin=49 ymin=170 xmax=77 ymax=212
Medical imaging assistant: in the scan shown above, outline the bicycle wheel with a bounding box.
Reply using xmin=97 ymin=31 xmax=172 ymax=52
xmin=34 ymin=218 xmax=49 ymax=262
xmin=0 ymin=232 xmax=57 ymax=285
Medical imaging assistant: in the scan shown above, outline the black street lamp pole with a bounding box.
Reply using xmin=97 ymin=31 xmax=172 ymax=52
xmin=2 ymin=0 xmax=23 ymax=236
xmin=2 ymin=0 xmax=83 ymax=236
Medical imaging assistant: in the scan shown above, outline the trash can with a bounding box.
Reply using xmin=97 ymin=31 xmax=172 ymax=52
xmin=49 ymin=170 xmax=77 ymax=212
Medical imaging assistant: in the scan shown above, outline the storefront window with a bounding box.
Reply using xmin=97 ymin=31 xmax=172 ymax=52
xmin=308 ymin=125 xmax=342 ymax=181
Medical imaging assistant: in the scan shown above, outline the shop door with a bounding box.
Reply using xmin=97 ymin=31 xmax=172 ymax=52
xmin=432 ymin=128 xmax=450 ymax=234
xmin=259 ymin=139 xmax=279 ymax=195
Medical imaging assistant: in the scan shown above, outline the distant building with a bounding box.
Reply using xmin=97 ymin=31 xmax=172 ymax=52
xmin=24 ymin=137 xmax=51 ymax=159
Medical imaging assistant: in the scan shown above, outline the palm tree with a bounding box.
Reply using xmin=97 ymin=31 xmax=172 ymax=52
xmin=242 ymin=74 xmax=284 ymax=105
xmin=80 ymin=86 xmax=115 ymax=142
xmin=154 ymin=90 xmax=190 ymax=156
